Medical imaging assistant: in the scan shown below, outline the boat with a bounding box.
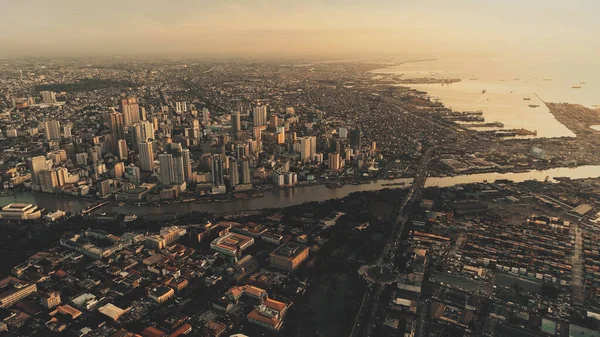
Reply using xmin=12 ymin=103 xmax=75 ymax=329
xmin=469 ymin=77 xmax=478 ymax=80
xmin=543 ymin=78 xmax=552 ymax=81
xmin=481 ymin=89 xmax=486 ymax=94
xmin=523 ymin=97 xmax=531 ymax=100
xmin=572 ymin=86 xmax=581 ymax=89
xmin=580 ymin=82 xmax=586 ymax=84
xmin=123 ymin=214 xmax=137 ymax=222
xmin=382 ymin=182 xmax=406 ymax=187
xmin=528 ymin=104 xmax=540 ymax=108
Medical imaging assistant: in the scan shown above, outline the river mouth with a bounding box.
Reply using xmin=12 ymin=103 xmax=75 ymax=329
xmin=2 ymin=165 xmax=600 ymax=216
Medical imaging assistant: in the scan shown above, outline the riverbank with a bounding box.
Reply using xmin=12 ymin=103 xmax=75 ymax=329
xmin=3 ymin=165 xmax=600 ymax=216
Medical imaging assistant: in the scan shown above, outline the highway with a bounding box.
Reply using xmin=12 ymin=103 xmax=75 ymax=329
xmin=350 ymin=146 xmax=435 ymax=337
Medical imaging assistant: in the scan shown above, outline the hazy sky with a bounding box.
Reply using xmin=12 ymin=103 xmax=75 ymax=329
xmin=1 ymin=0 xmax=598 ymax=59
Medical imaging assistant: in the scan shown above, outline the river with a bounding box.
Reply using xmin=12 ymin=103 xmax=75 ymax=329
xmin=1 ymin=165 xmax=599 ymax=215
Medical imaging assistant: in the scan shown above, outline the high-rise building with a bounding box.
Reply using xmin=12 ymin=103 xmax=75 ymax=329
xmin=29 ymin=156 xmax=49 ymax=185
xmin=229 ymin=157 xmax=239 ymax=186
xmin=201 ymin=108 xmax=210 ymax=122
xmin=269 ymin=114 xmax=279 ymax=129
xmin=159 ymin=153 xmax=175 ymax=185
xmin=138 ymin=140 xmax=155 ymax=172
xmin=182 ymin=149 xmax=192 ymax=182
xmin=76 ymin=153 xmax=88 ymax=166
xmin=44 ymin=120 xmax=61 ymax=141
xmin=121 ymin=98 xmax=140 ymax=127
xmin=339 ymin=127 xmax=348 ymax=139
xmin=109 ymin=112 xmax=126 ymax=141
xmin=329 ymin=153 xmax=342 ymax=172
xmin=98 ymin=179 xmax=111 ymax=197
xmin=298 ymin=136 xmax=316 ymax=163
xmin=41 ymin=291 xmax=61 ymax=309
xmin=240 ymin=157 xmax=251 ymax=185
xmin=117 ymin=139 xmax=128 ymax=160
xmin=125 ymin=164 xmax=140 ymax=184
xmin=236 ymin=144 xmax=249 ymax=159
xmin=40 ymin=91 xmax=57 ymax=104
xmin=63 ymin=124 xmax=72 ymax=138
xmin=113 ymin=162 xmax=124 ymax=179
xmin=231 ymin=111 xmax=241 ymax=139
xmin=252 ymin=106 xmax=267 ymax=127
xmin=350 ymin=129 xmax=362 ymax=151
xmin=168 ymin=143 xmax=186 ymax=185
xmin=211 ymin=154 xmax=225 ymax=187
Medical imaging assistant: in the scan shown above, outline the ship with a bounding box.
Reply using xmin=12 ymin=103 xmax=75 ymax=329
xmin=543 ymin=78 xmax=552 ymax=81
xmin=523 ymin=97 xmax=531 ymax=100
xmin=528 ymin=104 xmax=540 ymax=108
xmin=572 ymin=86 xmax=582 ymax=89
xmin=123 ymin=214 xmax=137 ymax=222
xmin=469 ymin=77 xmax=478 ymax=80
xmin=580 ymin=82 xmax=586 ymax=84
xmin=482 ymin=89 xmax=486 ymax=94
xmin=382 ymin=182 xmax=406 ymax=187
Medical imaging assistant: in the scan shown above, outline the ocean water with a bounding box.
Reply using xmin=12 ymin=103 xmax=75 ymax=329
xmin=373 ymin=57 xmax=600 ymax=138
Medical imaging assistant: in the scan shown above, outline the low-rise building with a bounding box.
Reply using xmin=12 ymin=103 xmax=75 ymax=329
xmin=270 ymin=242 xmax=309 ymax=272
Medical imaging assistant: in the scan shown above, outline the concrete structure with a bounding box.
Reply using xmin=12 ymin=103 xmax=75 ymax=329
xmin=138 ymin=140 xmax=155 ymax=172
xmin=270 ymin=242 xmax=309 ymax=272
xmin=0 ymin=277 xmax=37 ymax=308
xmin=247 ymin=298 xmax=289 ymax=332
xmin=0 ymin=203 xmax=42 ymax=220
xmin=210 ymin=232 xmax=254 ymax=257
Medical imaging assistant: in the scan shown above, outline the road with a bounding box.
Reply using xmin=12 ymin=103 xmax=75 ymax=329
xmin=350 ymin=146 xmax=435 ymax=337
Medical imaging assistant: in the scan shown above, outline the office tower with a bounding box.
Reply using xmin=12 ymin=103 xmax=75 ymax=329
xmin=41 ymin=291 xmax=61 ymax=309
xmin=329 ymin=152 xmax=341 ymax=172
xmin=240 ymin=157 xmax=251 ymax=185
xmin=138 ymin=140 xmax=155 ymax=172
xmin=29 ymin=156 xmax=48 ymax=185
xmin=40 ymin=91 xmax=56 ymax=104
xmin=125 ymin=164 xmax=140 ymax=184
xmin=182 ymin=149 xmax=192 ymax=182
xmin=44 ymin=120 xmax=61 ymax=141
xmin=339 ymin=127 xmax=348 ymax=139
xmin=98 ymin=179 xmax=111 ymax=198
xmin=113 ymin=162 xmax=124 ymax=179
xmin=108 ymin=112 xmax=126 ymax=140
xmin=121 ymin=98 xmax=140 ymax=127
xmin=159 ymin=153 xmax=175 ymax=185
xmin=350 ymin=128 xmax=362 ymax=151
xmin=252 ymin=106 xmax=267 ymax=127
xmin=313 ymin=153 xmax=324 ymax=164
xmin=117 ymin=139 xmax=128 ymax=160
xmin=231 ymin=111 xmax=241 ymax=139
xmin=140 ymin=107 xmax=147 ymax=121
xmin=345 ymin=148 xmax=353 ymax=160
xmin=76 ymin=153 xmax=88 ymax=166
xmin=269 ymin=114 xmax=279 ymax=129
xmin=182 ymin=102 xmax=187 ymax=112
xmin=40 ymin=169 xmax=64 ymax=193
xmin=299 ymin=136 xmax=316 ymax=162
xmin=175 ymin=102 xmax=183 ymax=114
xmin=253 ymin=126 xmax=262 ymax=140
xmin=168 ymin=143 xmax=185 ymax=185
xmin=229 ymin=157 xmax=239 ymax=186
xmin=129 ymin=123 xmax=141 ymax=149
xmin=211 ymin=154 xmax=225 ymax=186
xmin=236 ymin=144 xmax=249 ymax=159
xmin=63 ymin=124 xmax=72 ymax=138
xmin=201 ymin=108 xmax=210 ymax=122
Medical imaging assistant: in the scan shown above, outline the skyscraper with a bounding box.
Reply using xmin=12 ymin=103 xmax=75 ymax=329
xmin=269 ymin=114 xmax=279 ymax=129
xmin=168 ymin=143 xmax=185 ymax=185
xmin=63 ymin=124 xmax=72 ymax=138
xmin=229 ymin=157 xmax=239 ymax=186
xmin=40 ymin=91 xmax=56 ymax=104
xmin=29 ymin=156 xmax=48 ymax=185
xmin=138 ymin=140 xmax=155 ymax=172
xmin=121 ymin=98 xmax=140 ymax=127
xmin=159 ymin=153 xmax=175 ymax=185
xmin=211 ymin=154 xmax=225 ymax=187
xmin=231 ymin=111 xmax=241 ymax=139
xmin=117 ymin=139 xmax=128 ymax=160
xmin=44 ymin=120 xmax=61 ymax=141
xmin=329 ymin=152 xmax=342 ymax=172
xmin=252 ymin=106 xmax=267 ymax=127
xmin=240 ymin=156 xmax=251 ymax=185
xmin=350 ymin=129 xmax=362 ymax=151
xmin=109 ymin=112 xmax=126 ymax=141
xmin=182 ymin=149 xmax=192 ymax=182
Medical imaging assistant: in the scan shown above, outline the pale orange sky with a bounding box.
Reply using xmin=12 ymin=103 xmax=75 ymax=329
xmin=1 ymin=0 xmax=598 ymax=60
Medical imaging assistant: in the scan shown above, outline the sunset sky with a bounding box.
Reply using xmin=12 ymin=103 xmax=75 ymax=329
xmin=1 ymin=0 xmax=598 ymax=59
